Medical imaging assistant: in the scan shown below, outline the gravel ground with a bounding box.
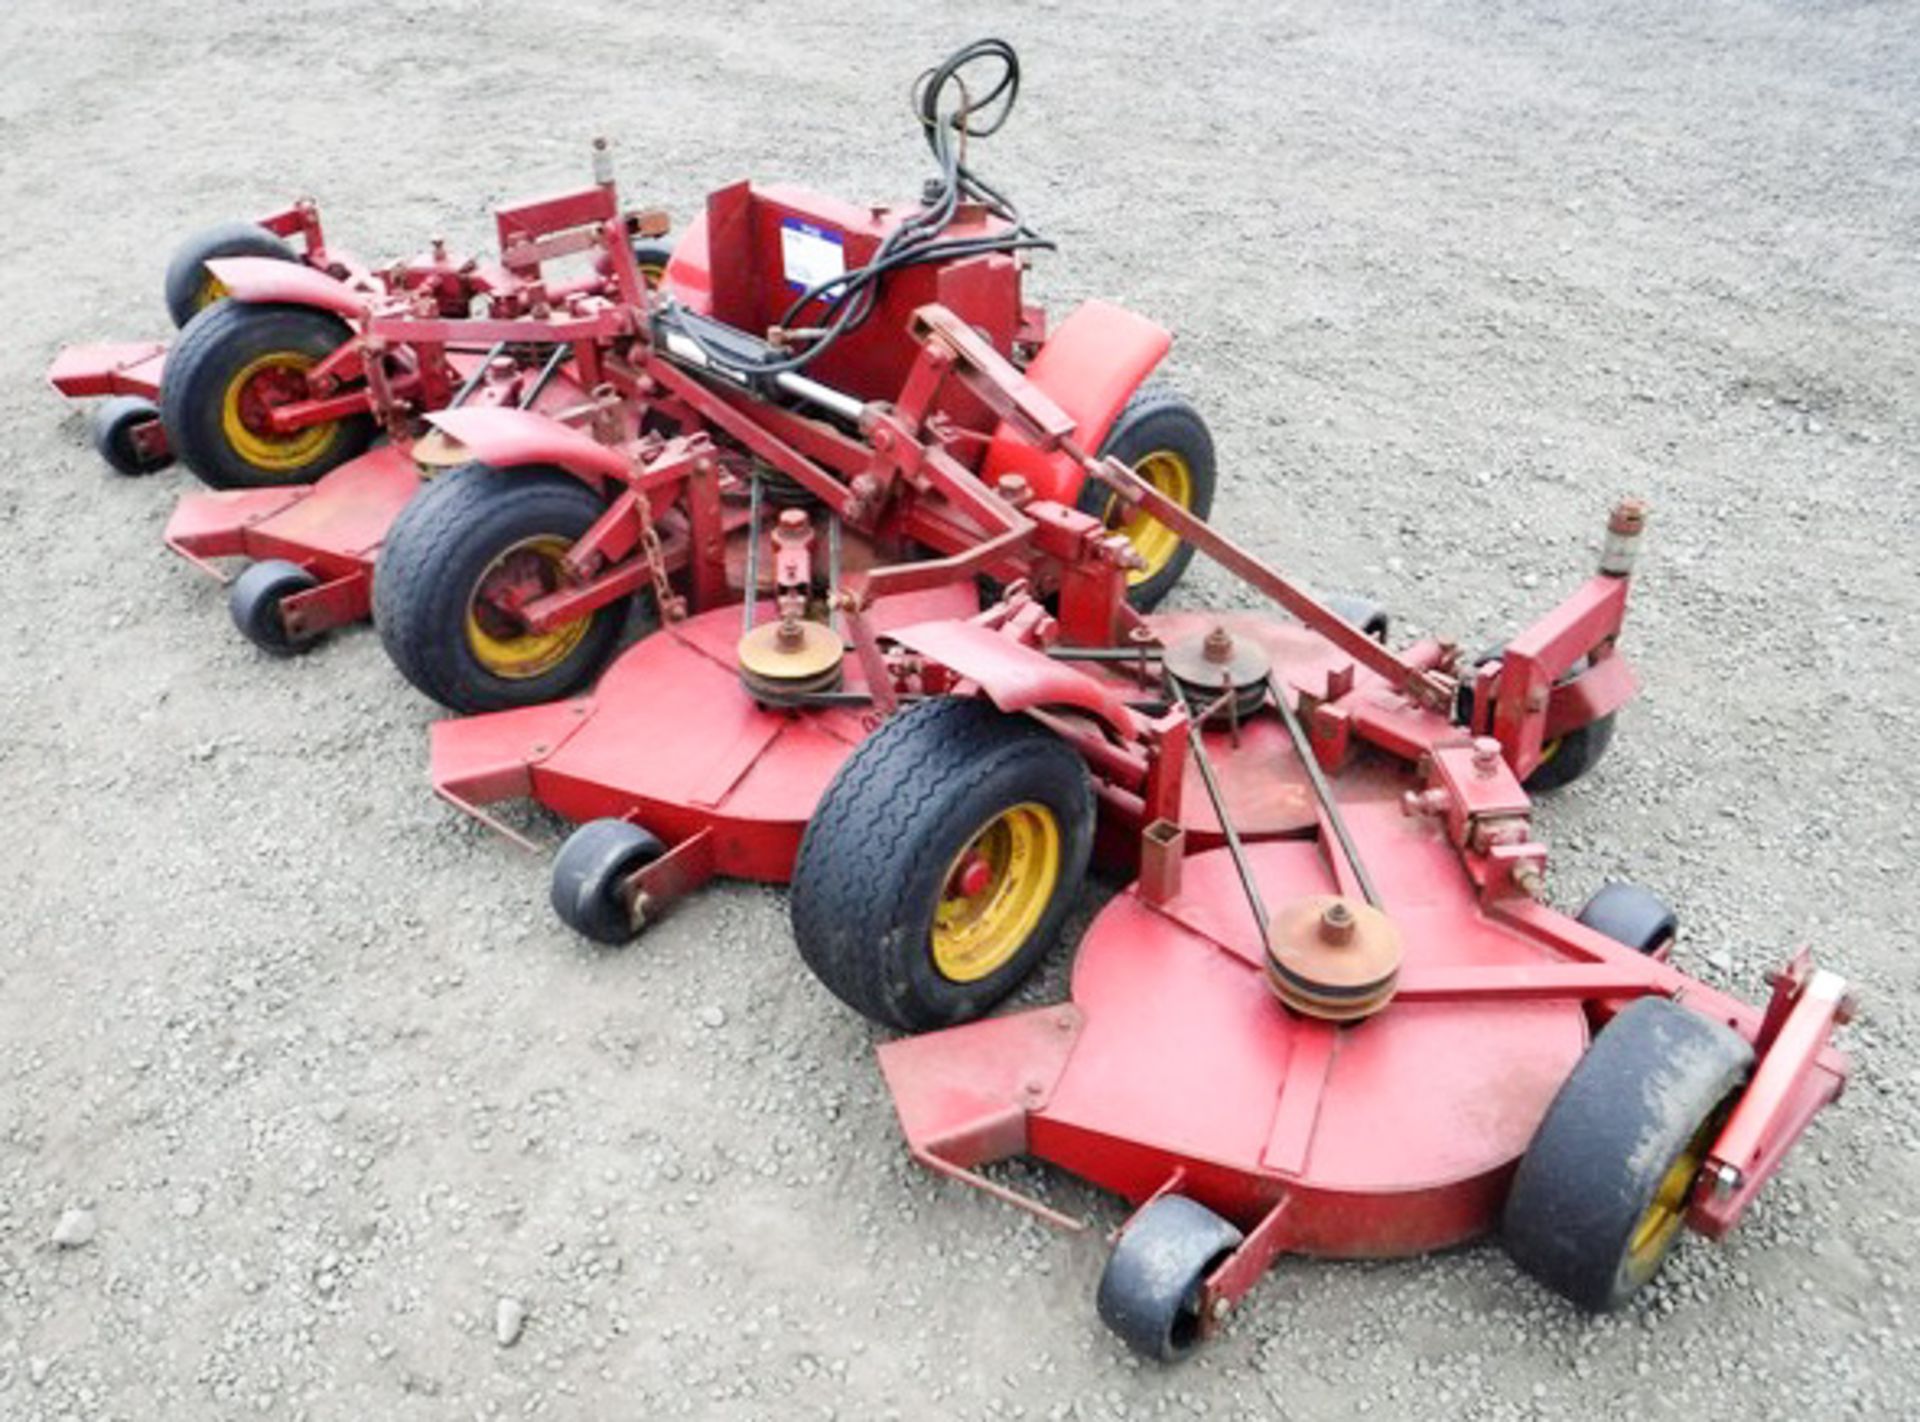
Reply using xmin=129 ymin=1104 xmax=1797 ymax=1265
xmin=3 ymin=2 xmax=1917 ymax=1418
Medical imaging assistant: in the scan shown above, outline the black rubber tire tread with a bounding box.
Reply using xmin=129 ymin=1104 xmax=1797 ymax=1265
xmin=228 ymin=558 xmax=319 ymax=657
xmin=551 ymin=819 xmax=666 ymax=945
xmin=163 ymin=220 xmax=297 ymax=328
xmin=1503 ymin=996 xmax=1753 ymax=1312
xmin=1322 ymin=592 xmax=1389 ymax=643
xmin=789 ymin=697 xmax=1094 ymax=1033
xmin=160 ymin=301 xmax=373 ymax=489
xmin=1096 ymin=1195 xmax=1244 ymax=1362
xmin=373 ymin=461 xmax=625 ymax=713
xmin=1524 ymin=713 xmax=1616 ymax=793
xmin=1577 ymin=882 xmax=1678 ymax=957
xmin=1076 ymin=383 xmax=1217 ymax=612
xmin=90 ymin=396 xmax=172 ymax=475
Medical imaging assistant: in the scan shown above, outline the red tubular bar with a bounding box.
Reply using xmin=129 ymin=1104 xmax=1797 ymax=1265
xmin=1082 ymin=455 xmax=1454 ymax=709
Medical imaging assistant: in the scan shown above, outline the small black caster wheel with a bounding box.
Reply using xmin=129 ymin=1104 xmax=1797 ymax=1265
xmin=1522 ymin=712 xmax=1616 ymax=793
xmin=551 ymin=818 xmax=666 ymax=945
xmin=1577 ymin=882 xmax=1678 ymax=959
xmin=90 ymin=396 xmax=173 ymax=476
xmin=1457 ymin=647 xmax=1617 ymax=793
xmin=1096 ymin=1194 xmax=1244 ymax=1361
xmin=228 ymin=559 xmax=321 ymax=656
xmin=1504 ymin=997 xmax=1753 ymax=1310
xmin=1323 ymin=592 xmax=1389 ymax=643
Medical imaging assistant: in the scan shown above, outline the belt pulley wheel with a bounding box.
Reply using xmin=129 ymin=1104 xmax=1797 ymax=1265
xmin=737 ymin=619 xmax=845 ymax=701
xmin=412 ymin=428 xmax=470 ymax=470
xmin=1162 ymin=625 xmax=1272 ymax=721
xmin=1265 ymin=895 xmax=1403 ymax=1022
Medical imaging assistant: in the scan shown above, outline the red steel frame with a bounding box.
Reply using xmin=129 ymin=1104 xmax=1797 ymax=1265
xmin=427 ymin=317 xmax=1849 ymax=1320
xmin=844 ymin=467 xmax=1846 ymax=1326
xmin=53 ymin=151 xmax=1173 ymax=656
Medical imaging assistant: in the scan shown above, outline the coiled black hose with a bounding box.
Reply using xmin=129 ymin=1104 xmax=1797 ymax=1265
xmin=675 ymin=38 xmax=1053 ymax=379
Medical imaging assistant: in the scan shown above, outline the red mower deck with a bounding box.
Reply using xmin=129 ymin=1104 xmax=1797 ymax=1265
xmin=879 ymin=817 xmax=1849 ymax=1256
xmin=423 ymin=460 xmax=1851 ymax=1353
xmin=430 ymin=585 xmax=982 ymax=882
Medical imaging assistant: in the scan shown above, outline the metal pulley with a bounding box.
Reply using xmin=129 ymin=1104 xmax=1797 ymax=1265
xmin=737 ymin=617 xmax=845 ymax=701
xmin=1162 ymin=625 xmax=1271 ymax=721
xmin=1265 ymin=895 xmax=1403 ymax=1022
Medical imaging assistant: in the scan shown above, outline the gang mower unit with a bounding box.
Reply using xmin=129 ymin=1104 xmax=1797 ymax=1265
xmin=47 ymin=39 xmax=1212 ymax=675
xmin=44 ymin=37 xmax=1852 ymax=1365
xmin=50 ymin=179 xmax=680 ymax=655
xmin=368 ymin=41 xmax=1211 ymax=714
xmin=430 ymin=294 xmax=1850 ymax=1353
xmin=48 ymin=199 xmax=363 ymax=478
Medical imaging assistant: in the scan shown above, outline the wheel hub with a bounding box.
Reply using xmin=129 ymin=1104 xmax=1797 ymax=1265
xmin=465 ymin=536 xmax=589 ymax=679
xmin=932 ymin=803 xmax=1062 ymax=983
xmin=220 ymin=350 xmax=335 ymax=470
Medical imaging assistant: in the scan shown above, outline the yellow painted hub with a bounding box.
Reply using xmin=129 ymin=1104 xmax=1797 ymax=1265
xmin=464 ymin=536 xmax=590 ymax=680
xmin=219 ymin=350 xmax=338 ymax=472
xmin=1100 ymin=448 xmax=1193 ymax=583
xmin=931 ymin=803 xmax=1061 ymax=983
xmin=1625 ymin=1120 xmax=1712 ymax=1279
xmin=638 ymin=262 xmax=667 ymax=289
xmin=195 ymin=272 xmax=229 ymax=311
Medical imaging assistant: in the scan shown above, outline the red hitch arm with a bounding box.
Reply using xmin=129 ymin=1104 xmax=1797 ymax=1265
xmin=1080 ymin=452 xmax=1455 ymax=711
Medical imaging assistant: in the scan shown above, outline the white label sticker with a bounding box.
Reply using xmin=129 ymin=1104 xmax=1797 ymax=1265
xmin=780 ymin=218 xmax=845 ymax=294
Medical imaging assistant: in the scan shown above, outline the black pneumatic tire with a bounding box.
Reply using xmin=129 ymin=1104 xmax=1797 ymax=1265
xmin=1097 ymin=1195 xmax=1244 ymax=1362
xmin=160 ymin=301 xmax=373 ymax=489
xmin=1504 ymin=997 xmax=1753 ymax=1312
xmin=551 ymin=819 xmax=667 ymax=945
xmin=789 ymin=697 xmax=1095 ymax=1033
xmin=163 ymin=220 xmax=298 ymax=328
xmin=90 ymin=396 xmax=173 ymax=476
xmin=373 ymin=462 xmax=626 ymax=714
xmin=228 ymin=558 xmax=320 ymax=656
xmin=1577 ymin=882 xmax=1678 ymax=958
xmin=1077 ymin=383 xmax=1216 ymax=612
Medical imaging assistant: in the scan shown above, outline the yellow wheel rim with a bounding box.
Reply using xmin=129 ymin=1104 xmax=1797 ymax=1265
xmin=219 ymin=350 xmax=339 ymax=472
xmin=638 ymin=262 xmax=667 ymax=289
xmin=1625 ymin=1119 xmax=1713 ymax=1277
xmin=931 ymin=803 xmax=1062 ymax=982
xmin=1101 ymin=448 xmax=1193 ymax=584
xmin=195 ymin=271 xmax=229 ymax=312
xmin=464 ymin=535 xmax=591 ymax=680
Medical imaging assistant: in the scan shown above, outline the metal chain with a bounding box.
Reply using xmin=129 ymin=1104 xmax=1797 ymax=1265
xmin=634 ymin=491 xmax=685 ymax=624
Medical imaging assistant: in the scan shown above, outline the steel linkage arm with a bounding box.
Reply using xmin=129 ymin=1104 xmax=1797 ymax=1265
xmin=1080 ymin=451 xmax=1454 ymax=711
